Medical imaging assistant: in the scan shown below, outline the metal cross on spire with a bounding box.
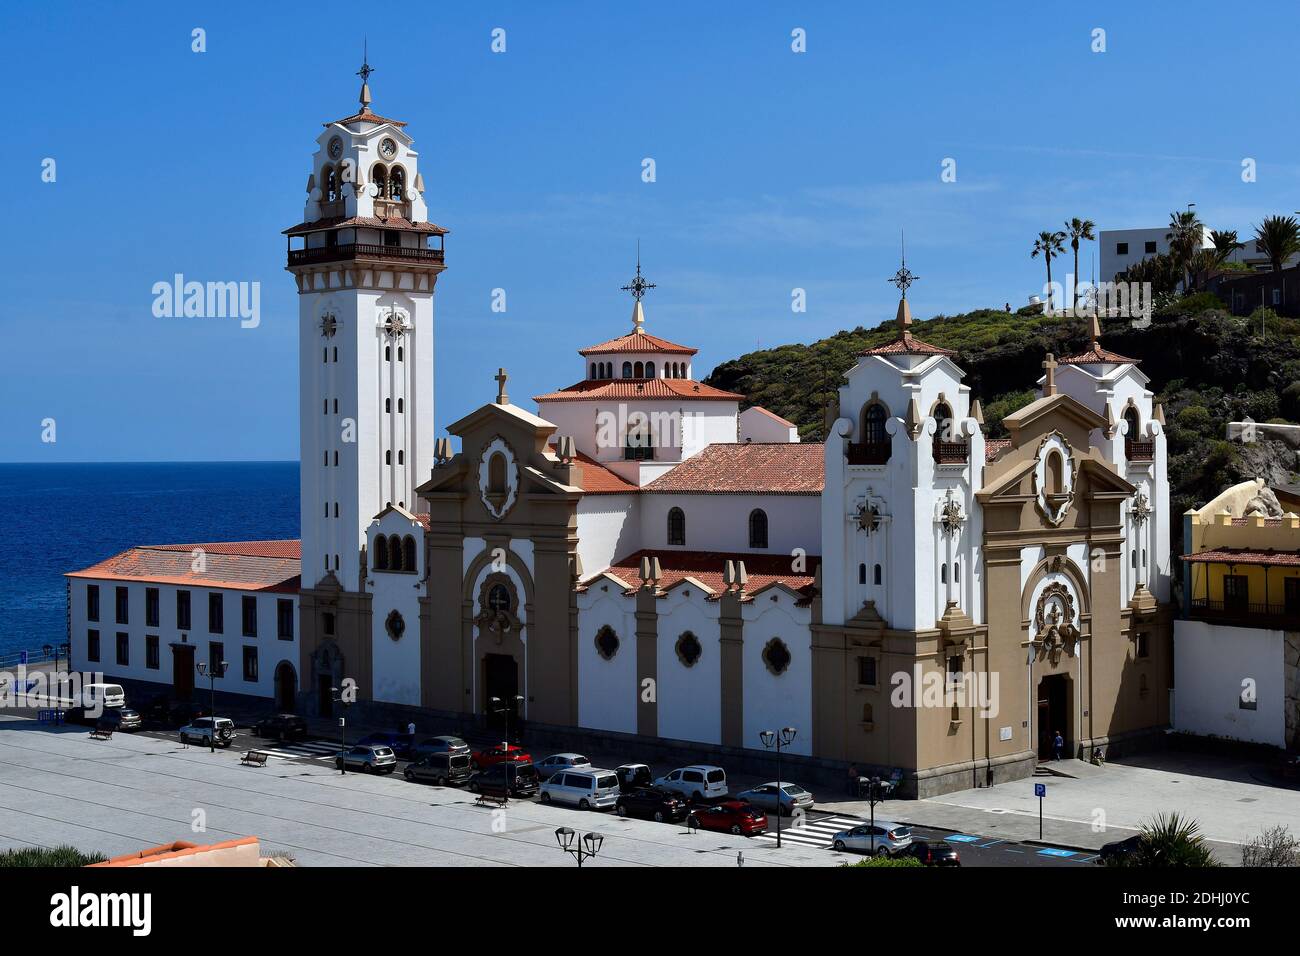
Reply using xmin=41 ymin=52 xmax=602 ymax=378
xmin=621 ymin=242 xmax=656 ymax=301
xmin=888 ymin=232 xmax=920 ymax=300
xmin=357 ymin=39 xmax=375 ymax=85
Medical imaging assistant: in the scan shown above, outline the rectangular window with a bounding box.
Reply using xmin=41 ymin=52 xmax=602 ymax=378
xmin=145 ymin=587 xmax=160 ymax=628
xmin=1144 ymin=240 xmax=1157 ymax=254
xmin=177 ymin=590 xmax=191 ymax=630
xmin=857 ymin=656 xmax=877 ymax=687
xmin=1223 ymin=574 xmax=1249 ymax=612
xmin=1135 ymin=632 xmax=1149 ymax=658
xmin=208 ymin=641 xmax=224 ymax=673
xmin=243 ymin=646 xmax=259 ymax=682
xmin=946 ymin=655 xmax=963 ymax=686
xmin=146 ymin=635 xmax=160 ymax=670
xmin=208 ymin=593 xmax=224 ymax=633
xmin=87 ymin=629 xmax=100 ymax=663
xmin=277 ymin=599 xmax=295 ymax=640
xmin=86 ymin=585 xmax=100 ymax=622
xmin=323 ymin=612 xmax=335 ymax=636
xmin=242 ymin=596 xmax=258 ymax=638
xmin=116 ymin=632 xmax=129 ymax=667
xmin=1115 ymin=242 xmax=1129 ymax=255
xmin=115 ymin=586 xmax=129 ymax=625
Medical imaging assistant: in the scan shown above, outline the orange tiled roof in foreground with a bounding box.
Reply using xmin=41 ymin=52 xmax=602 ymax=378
xmin=644 ymin=443 xmax=824 ymax=495
xmin=1058 ymin=344 xmax=1139 ymax=365
xmin=1181 ymin=547 xmax=1300 ymax=567
xmin=572 ymin=451 xmax=640 ymax=494
xmin=534 ymin=378 xmax=742 ymax=403
xmin=66 ymin=540 xmax=301 ymax=593
xmin=325 ymin=108 xmax=407 ymax=128
xmin=578 ymin=330 xmax=697 ymax=356
xmin=592 ymin=549 xmax=819 ymax=604
xmin=90 ymin=836 xmax=264 ymax=868
xmin=859 ymin=331 xmax=957 ymax=357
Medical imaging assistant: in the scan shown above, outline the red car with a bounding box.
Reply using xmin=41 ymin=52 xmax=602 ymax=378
xmin=471 ymin=743 xmax=532 ymax=769
xmin=689 ymin=801 xmax=768 ymax=836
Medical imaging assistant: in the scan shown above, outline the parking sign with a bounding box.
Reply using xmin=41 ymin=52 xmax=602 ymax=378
xmin=1034 ymin=783 xmax=1046 ymax=798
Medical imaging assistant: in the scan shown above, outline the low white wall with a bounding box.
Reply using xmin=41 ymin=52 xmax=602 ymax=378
xmin=1173 ymin=619 xmax=1284 ymax=747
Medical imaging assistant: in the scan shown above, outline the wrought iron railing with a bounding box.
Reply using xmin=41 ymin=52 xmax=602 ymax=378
xmin=847 ymin=441 xmax=890 ymax=465
xmin=288 ymin=243 xmax=445 ymax=267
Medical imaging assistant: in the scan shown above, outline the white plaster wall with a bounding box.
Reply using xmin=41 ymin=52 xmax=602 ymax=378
xmin=739 ymin=407 xmax=799 ymax=444
xmin=1173 ymin=619 xmax=1285 ymax=747
xmin=576 ymin=496 xmax=639 ymax=574
xmin=655 ymin=590 xmax=722 ymax=745
xmin=740 ymin=595 xmax=812 ymax=756
xmin=638 ymin=493 xmax=820 ymax=556
xmin=576 ymin=590 xmax=638 ymax=734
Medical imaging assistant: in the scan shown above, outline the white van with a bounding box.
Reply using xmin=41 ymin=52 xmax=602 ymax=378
xmin=654 ymin=765 xmax=728 ymax=802
xmin=79 ymin=683 xmax=126 ymax=711
xmin=539 ymin=768 xmax=620 ymax=810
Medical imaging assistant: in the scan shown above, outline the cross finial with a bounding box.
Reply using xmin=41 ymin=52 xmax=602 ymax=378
xmin=495 ymin=367 xmax=509 ymax=405
xmin=622 ymin=243 xmax=656 ymax=303
xmin=1042 ymin=352 xmax=1058 ymax=395
xmin=888 ymin=231 xmax=919 ymax=300
xmin=357 ymin=39 xmax=375 ymax=110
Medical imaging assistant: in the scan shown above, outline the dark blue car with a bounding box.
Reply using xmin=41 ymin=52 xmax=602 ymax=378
xmin=355 ymin=731 xmax=416 ymax=760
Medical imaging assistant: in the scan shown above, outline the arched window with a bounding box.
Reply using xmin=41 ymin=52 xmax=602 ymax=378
xmin=749 ymin=509 xmax=769 ymax=549
xmin=1047 ymin=450 xmax=1065 ymax=497
xmin=862 ymin=702 xmax=874 ymax=724
xmin=1124 ymin=406 xmax=1141 ymax=439
xmin=388 ymin=534 xmax=403 ymax=571
xmin=940 ymin=563 xmax=947 ymax=584
xmin=873 ymin=564 xmax=882 ymax=585
xmin=385 ymin=398 xmax=391 ymax=413
xmin=622 ymin=361 xmax=633 ymax=378
xmin=397 ymin=450 xmax=404 ymax=464
xmin=374 ymin=535 xmax=389 ymax=570
xmin=590 ymin=363 xmax=597 ymax=379
xmin=863 ymin=403 xmax=888 ymax=445
xmin=371 ymin=164 xmax=388 ymax=199
xmin=954 ymin=559 xmax=960 ymax=583
xmin=322 ymin=164 xmax=337 ymax=202
xmin=933 ymin=402 xmax=953 ymax=443
xmin=385 ymin=450 xmax=392 ymax=464
xmin=858 ymin=563 xmax=866 ymax=584
xmin=385 ymin=345 xmax=391 ymax=361
xmin=389 ymin=166 xmax=405 ymax=200
xmin=403 ymin=535 xmax=417 ymax=571
xmin=646 ymin=361 xmax=655 ymax=378
xmin=602 ymin=362 xmax=610 ymax=378
xmin=634 ymin=361 xmax=644 ymax=378
xmin=488 ymin=453 xmax=507 ymax=495
xmin=667 ymin=507 xmax=686 ymax=546
xmin=397 ymin=398 xmax=403 ymax=413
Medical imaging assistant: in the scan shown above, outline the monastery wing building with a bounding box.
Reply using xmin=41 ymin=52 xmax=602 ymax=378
xmin=66 ymin=78 xmax=1173 ymax=797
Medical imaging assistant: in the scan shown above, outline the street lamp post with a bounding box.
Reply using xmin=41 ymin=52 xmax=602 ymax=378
xmin=42 ymin=642 xmax=68 ymax=712
xmin=555 ymin=827 xmax=603 ymax=867
xmin=195 ymin=658 xmax=229 ymax=753
xmin=332 ymin=686 xmax=348 ymax=775
xmin=759 ymin=726 xmax=798 ymax=848
xmin=488 ymin=694 xmax=525 ymax=745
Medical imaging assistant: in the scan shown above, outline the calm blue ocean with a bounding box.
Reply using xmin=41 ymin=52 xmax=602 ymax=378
xmin=0 ymin=463 xmax=299 ymax=659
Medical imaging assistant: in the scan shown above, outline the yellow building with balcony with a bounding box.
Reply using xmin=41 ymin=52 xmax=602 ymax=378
xmin=1176 ymin=478 xmax=1300 ymax=750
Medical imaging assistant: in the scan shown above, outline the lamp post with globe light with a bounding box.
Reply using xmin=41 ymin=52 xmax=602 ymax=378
xmin=554 ymin=827 xmax=603 ymax=867
xmin=759 ymin=726 xmax=797 ymax=847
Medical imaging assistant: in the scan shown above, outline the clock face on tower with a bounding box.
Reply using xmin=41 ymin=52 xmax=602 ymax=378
xmin=379 ymin=137 xmax=397 ymax=160
xmin=327 ymin=136 xmax=343 ymax=159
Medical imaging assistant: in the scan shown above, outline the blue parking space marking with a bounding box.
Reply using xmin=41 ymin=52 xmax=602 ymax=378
xmin=1037 ymin=847 xmax=1077 ymax=857
xmin=975 ymin=839 xmax=1006 ymax=848
xmin=945 ymin=834 xmax=980 ymax=843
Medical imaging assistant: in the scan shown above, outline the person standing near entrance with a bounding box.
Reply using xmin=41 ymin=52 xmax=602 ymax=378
xmin=1053 ymin=731 xmax=1064 ymax=761
xmin=406 ymin=720 xmax=415 ymax=738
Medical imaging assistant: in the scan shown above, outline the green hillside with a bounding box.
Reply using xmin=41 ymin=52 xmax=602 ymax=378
xmin=703 ymin=297 xmax=1300 ymax=539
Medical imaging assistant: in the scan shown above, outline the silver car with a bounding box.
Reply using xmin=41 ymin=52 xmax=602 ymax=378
xmin=735 ymin=782 xmax=815 ymax=816
xmin=179 ymin=717 xmax=236 ymax=748
xmin=535 ymin=753 xmax=592 ymax=779
xmin=832 ymin=820 xmax=913 ymax=856
xmin=335 ymin=744 xmax=397 ymax=774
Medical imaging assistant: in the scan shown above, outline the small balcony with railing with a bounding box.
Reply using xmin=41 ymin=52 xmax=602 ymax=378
xmin=287 ymin=231 xmax=445 ymax=269
xmin=1189 ymin=597 xmax=1300 ymax=630
xmin=933 ymin=440 xmax=970 ymax=465
xmin=1125 ymin=438 xmax=1155 ymax=462
xmin=846 ymin=441 xmax=891 ymax=466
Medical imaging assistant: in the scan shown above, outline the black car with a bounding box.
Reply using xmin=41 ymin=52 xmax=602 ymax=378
xmin=404 ymin=752 xmax=474 ymax=787
xmin=254 ymin=713 xmax=309 ymax=741
xmin=1097 ymin=835 xmax=1145 ymax=866
xmin=615 ymin=763 xmax=653 ymax=794
xmin=468 ymin=761 xmax=540 ymax=799
xmin=616 ymin=786 xmax=686 ymax=823
xmin=900 ymin=839 xmax=961 ymax=867
xmin=95 ymin=707 xmax=142 ymax=732
xmin=141 ymin=697 xmax=206 ymax=729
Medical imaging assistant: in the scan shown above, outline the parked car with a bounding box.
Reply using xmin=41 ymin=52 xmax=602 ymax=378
xmin=689 ymin=801 xmax=768 ymax=836
xmin=404 ymin=752 xmax=473 ymax=787
xmin=831 ymin=820 xmax=913 ymax=856
xmin=654 ymin=765 xmax=728 ymax=803
xmin=141 ymin=697 xmax=206 ymax=729
xmin=538 ymin=768 xmax=620 ymax=810
xmin=616 ymin=786 xmax=686 ymax=823
xmin=96 ymin=706 xmax=142 ymax=732
xmin=335 ymin=744 xmax=397 ymax=774
xmin=735 ymin=782 xmax=815 ymax=816
xmin=468 ymin=761 xmax=540 ymax=799
xmin=534 ymin=753 xmax=592 ymax=779
xmin=1097 ymin=835 xmax=1145 ymax=866
xmin=253 ymin=713 xmax=309 ymax=741
xmin=179 ymin=717 xmax=237 ymax=748
xmin=615 ymin=763 xmax=653 ymax=793
xmin=900 ymin=839 xmax=961 ymax=867
xmin=471 ymin=743 xmax=532 ymax=770
xmin=414 ymin=735 xmax=471 ymax=760
xmin=357 ymin=731 xmax=416 ymax=760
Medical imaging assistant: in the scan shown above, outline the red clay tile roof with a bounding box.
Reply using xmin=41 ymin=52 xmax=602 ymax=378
xmin=572 ymin=451 xmax=639 ymax=494
xmin=534 ymin=379 xmax=742 ymax=403
xmin=1059 ymin=345 xmax=1138 ymax=365
xmin=283 ymin=215 xmax=448 ymax=236
xmin=985 ymin=438 xmax=1012 ymax=461
xmin=859 ymin=332 xmax=956 ymax=357
xmin=594 ymin=549 xmax=819 ymax=604
xmin=644 ymin=443 xmax=824 ymax=495
xmin=66 ymin=540 xmax=301 ymax=592
xmin=1181 ymin=548 xmax=1300 ymax=566
xmin=1229 ymin=517 xmax=1284 ymax=526
xmin=325 ymin=109 xmax=408 ymax=128
xmin=579 ymin=331 xmax=697 ymax=356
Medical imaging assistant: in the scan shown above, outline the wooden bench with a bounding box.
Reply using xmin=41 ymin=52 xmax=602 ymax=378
xmin=475 ymin=792 xmax=508 ymax=807
xmin=241 ymin=750 xmax=270 ymax=767
xmin=88 ymin=728 xmax=113 ymax=741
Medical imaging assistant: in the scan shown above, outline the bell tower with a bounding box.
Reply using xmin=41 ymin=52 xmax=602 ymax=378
xmin=286 ymin=56 xmax=448 ymax=600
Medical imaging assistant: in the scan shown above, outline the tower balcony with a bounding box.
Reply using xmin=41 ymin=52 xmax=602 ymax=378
xmin=847 ymin=441 xmax=891 ymax=465
xmin=933 ymin=441 xmax=970 ymax=465
xmin=1126 ymin=438 xmax=1155 ymax=462
xmin=287 ymin=241 xmax=444 ymax=269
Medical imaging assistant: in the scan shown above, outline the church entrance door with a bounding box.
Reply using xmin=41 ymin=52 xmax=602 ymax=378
xmin=483 ymin=652 xmax=520 ymax=739
xmin=170 ymin=643 xmax=195 ymax=701
xmin=1037 ymin=674 xmax=1070 ymax=758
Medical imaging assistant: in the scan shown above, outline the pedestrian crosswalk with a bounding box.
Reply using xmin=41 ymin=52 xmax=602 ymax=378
xmin=752 ymin=814 xmax=864 ymax=850
xmin=246 ymin=739 xmax=343 ymax=762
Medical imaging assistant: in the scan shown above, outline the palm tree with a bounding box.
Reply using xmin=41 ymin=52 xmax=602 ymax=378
xmin=1165 ymin=209 xmax=1204 ymax=291
xmin=1254 ymin=215 xmax=1300 ymax=273
xmin=1108 ymin=812 xmax=1220 ymax=868
xmin=1031 ymin=230 xmax=1066 ymax=311
xmin=1065 ymin=218 xmax=1096 ymax=312
xmin=1209 ymin=229 xmax=1243 ymax=264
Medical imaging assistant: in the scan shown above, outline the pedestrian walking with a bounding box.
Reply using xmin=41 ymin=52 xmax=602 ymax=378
xmin=1053 ymin=731 xmax=1064 ymax=761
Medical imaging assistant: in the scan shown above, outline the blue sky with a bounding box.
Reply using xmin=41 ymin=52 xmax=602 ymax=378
xmin=3 ymin=1 xmax=1298 ymax=462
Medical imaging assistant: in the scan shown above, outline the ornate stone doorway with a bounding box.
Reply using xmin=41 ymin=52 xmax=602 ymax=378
xmin=1037 ymin=673 xmax=1071 ymax=758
